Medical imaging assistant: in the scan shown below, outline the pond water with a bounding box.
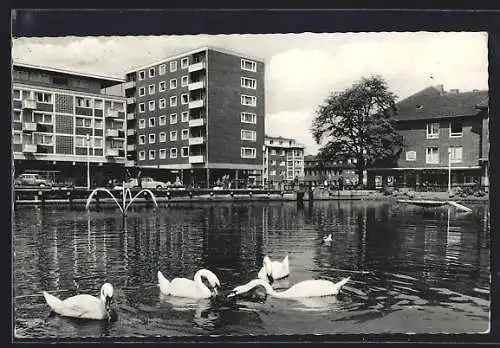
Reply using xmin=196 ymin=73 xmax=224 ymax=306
xmin=13 ymin=200 xmax=490 ymax=338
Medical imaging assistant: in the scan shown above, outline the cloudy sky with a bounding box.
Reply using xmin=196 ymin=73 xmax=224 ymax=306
xmin=12 ymin=32 xmax=488 ymax=154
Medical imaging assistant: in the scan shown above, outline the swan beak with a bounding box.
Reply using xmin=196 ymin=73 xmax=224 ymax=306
xmin=105 ymin=295 xmax=113 ymax=312
xmin=227 ymin=290 xmax=236 ymax=298
xmin=211 ymin=285 xmax=221 ymax=297
xmin=267 ymin=274 xmax=274 ymax=284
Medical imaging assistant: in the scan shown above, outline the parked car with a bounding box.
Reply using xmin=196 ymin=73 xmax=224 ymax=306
xmin=14 ymin=173 xmax=53 ymax=188
xmin=123 ymin=177 xmax=168 ymax=189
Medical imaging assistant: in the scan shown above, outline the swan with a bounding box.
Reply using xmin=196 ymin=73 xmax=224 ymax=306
xmin=158 ymin=269 xmax=221 ymax=299
xmin=323 ymin=234 xmax=333 ymax=243
xmin=42 ymin=283 xmax=114 ymax=320
xmin=227 ymin=277 xmax=350 ymax=299
xmin=257 ymin=255 xmax=290 ymax=283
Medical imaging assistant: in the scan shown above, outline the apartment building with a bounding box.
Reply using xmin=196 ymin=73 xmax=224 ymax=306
xmin=124 ymin=47 xmax=265 ymax=188
xmin=12 ymin=63 xmax=127 ymax=187
xmin=367 ymin=85 xmax=489 ymax=190
xmin=263 ymin=136 xmax=304 ymax=187
xmin=303 ymin=155 xmax=357 ymax=186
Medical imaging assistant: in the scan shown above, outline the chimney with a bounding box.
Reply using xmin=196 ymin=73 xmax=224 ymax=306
xmin=435 ymin=84 xmax=445 ymax=95
xmin=449 ymin=88 xmax=460 ymax=95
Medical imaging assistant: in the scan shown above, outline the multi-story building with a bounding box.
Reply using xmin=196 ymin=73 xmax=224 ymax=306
xmin=12 ymin=62 xmax=127 ymax=187
xmin=123 ymin=46 xmax=265 ymax=188
xmin=367 ymin=85 xmax=489 ymax=190
xmin=263 ymin=136 xmax=304 ymax=187
xmin=303 ymin=155 xmax=357 ymax=187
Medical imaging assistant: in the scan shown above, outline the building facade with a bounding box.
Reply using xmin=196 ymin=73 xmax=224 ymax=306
xmin=303 ymin=155 xmax=357 ymax=187
xmin=12 ymin=63 xmax=127 ymax=187
xmin=263 ymin=136 xmax=304 ymax=187
xmin=124 ymin=47 xmax=265 ymax=188
xmin=367 ymin=85 xmax=489 ymax=190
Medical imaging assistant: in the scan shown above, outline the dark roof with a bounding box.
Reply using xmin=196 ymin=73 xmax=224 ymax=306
xmin=395 ymin=86 xmax=488 ymax=122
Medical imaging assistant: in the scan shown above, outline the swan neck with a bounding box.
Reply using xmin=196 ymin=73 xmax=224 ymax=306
xmin=193 ymin=270 xmax=210 ymax=291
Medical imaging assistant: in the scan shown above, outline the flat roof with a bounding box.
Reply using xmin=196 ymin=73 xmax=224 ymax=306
xmin=13 ymin=62 xmax=125 ymax=86
xmin=124 ymin=46 xmax=266 ymax=74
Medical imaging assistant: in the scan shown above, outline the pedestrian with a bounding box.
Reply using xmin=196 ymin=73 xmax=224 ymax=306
xmin=137 ymin=170 xmax=142 ymax=188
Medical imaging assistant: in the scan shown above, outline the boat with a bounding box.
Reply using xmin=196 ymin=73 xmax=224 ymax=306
xmin=398 ymin=200 xmax=472 ymax=213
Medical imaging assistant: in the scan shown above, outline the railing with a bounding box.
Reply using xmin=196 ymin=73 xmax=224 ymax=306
xmin=188 ymin=136 xmax=205 ymax=146
xmin=105 ymin=109 xmax=119 ymax=118
xmin=105 ymin=148 xmax=119 ymax=157
xmin=189 ymin=155 xmax=205 ymax=163
xmin=22 ymin=99 xmax=37 ymax=109
xmin=106 ymin=129 xmax=119 ymax=137
xmin=188 ymin=99 xmax=205 ymax=109
xmin=22 ymin=144 xmax=37 ymax=153
xmin=188 ymin=80 xmax=206 ymax=91
xmin=22 ymin=122 xmax=37 ymax=132
xmin=188 ymin=61 xmax=206 ymax=72
xmin=123 ymin=81 xmax=136 ymax=89
xmin=127 ymin=113 xmax=135 ymax=120
xmin=126 ymin=97 xmax=136 ymax=104
xmin=127 ymin=129 xmax=136 ymax=136
xmin=127 ymin=144 xmax=136 ymax=151
xmin=188 ymin=118 xmax=205 ymax=127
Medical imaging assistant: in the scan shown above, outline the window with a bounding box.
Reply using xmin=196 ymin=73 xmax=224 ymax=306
xmin=138 ymin=87 xmax=146 ymax=96
xmin=149 ymin=133 xmax=155 ymax=144
xmin=139 ymin=103 xmax=145 ymax=113
xmin=170 ymin=148 xmax=177 ymax=158
xmin=170 ymin=131 xmax=178 ymax=141
xmin=159 ymin=132 xmax=167 ymax=142
xmin=159 ymin=149 xmax=167 ymax=159
xmin=37 ymin=134 xmax=53 ymax=145
xmin=170 ymin=61 xmax=177 ymax=72
xmin=139 ymin=135 xmax=145 ymax=144
xmin=159 ymin=98 xmax=166 ymax=109
xmin=271 ymin=160 xmax=277 ymax=165
xmin=159 ymin=64 xmax=166 ymax=75
xmin=241 ymin=129 xmax=257 ymax=141
xmin=159 ymin=115 xmax=167 ymax=125
xmin=149 ymin=117 xmax=156 ymax=128
xmin=170 ymin=113 xmax=177 ymax=124
xmin=450 ymin=120 xmax=463 ymax=137
xmin=149 ymin=149 xmax=156 ymax=160
xmin=13 ymin=89 xmax=21 ymax=100
xmin=35 ymin=112 xmax=53 ymax=124
xmin=280 ymin=161 xmax=286 ymax=166
xmin=93 ymin=137 xmax=103 ymax=148
xmin=75 ymin=96 xmax=91 ymax=107
xmin=280 ymin=150 xmax=285 ymax=156
xmin=270 ymin=170 xmax=276 ymax=176
xmin=181 ymin=147 xmax=189 ymax=157
xmin=449 ymin=146 xmax=463 ymax=163
xmin=94 ymin=99 xmax=103 ymax=109
xmin=241 ymin=95 xmax=257 ymax=106
xmin=406 ymin=150 xmax=417 ymax=161
xmin=181 ymin=57 xmax=189 ymax=69
xmin=148 ymin=100 xmax=155 ymax=111
xmin=139 ymin=151 xmax=146 ymax=160
xmin=241 ymin=147 xmax=256 ymax=158
xmin=181 ymin=75 xmax=188 ymax=87
xmin=426 ymin=147 xmax=439 ymax=164
xmin=181 ymin=93 xmax=189 ymax=105
xmin=94 ymin=119 xmax=103 ymax=129
xmin=149 ymin=67 xmax=155 ymax=78
xmin=170 ymin=79 xmax=177 ymax=89
xmin=75 ymin=136 xmax=88 ymax=147
xmin=13 ymin=111 xmax=21 ymax=121
xmin=170 ymin=96 xmax=177 ymax=107
xmin=241 ymin=112 xmax=256 ymax=124
xmin=181 ymin=129 xmax=189 ymax=140
xmin=159 ymin=81 xmax=166 ymax=92
xmin=426 ymin=122 xmax=439 ymax=139
xmin=241 ymin=77 xmax=257 ymax=89
xmin=12 ymin=132 xmax=21 ymax=144
xmin=271 ymin=149 xmax=277 ymax=155
xmin=241 ymin=59 xmax=257 ymax=72
xmin=75 ymin=117 xmax=92 ymax=127
xmin=148 ymin=84 xmax=155 ymax=95
xmin=181 ymin=111 xmax=189 ymax=122
xmin=138 ymin=71 xmax=145 ymax=80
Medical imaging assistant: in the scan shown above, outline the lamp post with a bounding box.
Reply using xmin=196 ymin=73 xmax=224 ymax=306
xmin=86 ymin=133 xmax=90 ymax=190
xmin=448 ymin=149 xmax=452 ymax=194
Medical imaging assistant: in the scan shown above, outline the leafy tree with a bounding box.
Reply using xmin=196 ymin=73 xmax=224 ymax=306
xmin=311 ymin=76 xmax=403 ymax=186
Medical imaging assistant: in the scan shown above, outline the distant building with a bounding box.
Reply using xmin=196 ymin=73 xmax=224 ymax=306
xmin=303 ymin=155 xmax=357 ymax=187
xmin=263 ymin=136 xmax=304 ymax=187
xmin=123 ymin=46 xmax=265 ymax=188
xmin=367 ymin=85 xmax=489 ymax=190
xmin=12 ymin=62 xmax=127 ymax=187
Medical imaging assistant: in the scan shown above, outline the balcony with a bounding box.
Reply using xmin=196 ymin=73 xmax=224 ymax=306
xmin=189 ymin=99 xmax=205 ymax=109
xmin=188 ymin=80 xmax=206 ymax=91
xmin=188 ymin=61 xmax=206 ymax=72
xmin=22 ymin=122 xmax=37 ymax=132
xmin=22 ymin=144 xmax=37 ymax=153
xmin=123 ymin=81 xmax=136 ymax=89
xmin=22 ymin=99 xmax=37 ymax=109
xmin=189 ymin=155 xmax=205 ymax=164
xmin=105 ymin=148 xmax=119 ymax=157
xmin=127 ymin=112 xmax=135 ymax=120
xmin=105 ymin=109 xmax=119 ymax=118
xmin=127 ymin=128 xmax=136 ymax=136
xmin=126 ymin=97 xmax=136 ymax=105
xmin=106 ymin=129 xmax=119 ymax=138
xmin=127 ymin=144 xmax=136 ymax=151
xmin=189 ymin=136 xmax=205 ymax=146
xmin=188 ymin=118 xmax=205 ymax=127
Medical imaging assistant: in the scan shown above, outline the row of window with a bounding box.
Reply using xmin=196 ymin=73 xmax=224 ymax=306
xmin=138 ymin=147 xmax=189 ymax=160
xmin=138 ymin=58 xmax=189 ymax=80
xmin=267 ymin=149 xmax=304 ymax=156
xmin=137 ymin=129 xmax=256 ymax=144
xmin=12 ymin=132 xmax=104 ymax=148
xmin=137 ymin=112 xmax=257 ymax=128
xmin=426 ymin=121 xmax=463 ymax=138
xmin=405 ymin=146 xmax=463 ymax=163
xmin=138 ymin=94 xmax=257 ymax=112
xmin=266 ymin=160 xmax=304 ymax=166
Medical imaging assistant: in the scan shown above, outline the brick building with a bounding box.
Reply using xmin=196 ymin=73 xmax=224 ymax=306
xmin=303 ymin=155 xmax=357 ymax=187
xmin=367 ymin=85 xmax=489 ymax=190
xmin=12 ymin=62 xmax=127 ymax=187
xmin=123 ymin=47 xmax=265 ymax=188
xmin=263 ymin=136 xmax=304 ymax=188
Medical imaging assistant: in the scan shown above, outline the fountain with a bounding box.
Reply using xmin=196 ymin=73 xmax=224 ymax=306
xmin=85 ymin=181 xmax=159 ymax=216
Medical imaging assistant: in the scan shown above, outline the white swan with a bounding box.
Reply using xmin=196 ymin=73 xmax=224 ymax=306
xmin=323 ymin=234 xmax=333 ymax=243
xmin=158 ymin=269 xmax=221 ymax=299
xmin=257 ymin=255 xmax=290 ymax=283
xmin=42 ymin=283 xmax=114 ymax=320
xmin=228 ymin=277 xmax=350 ymax=299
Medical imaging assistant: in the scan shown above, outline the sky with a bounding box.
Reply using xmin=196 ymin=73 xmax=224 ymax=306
xmin=12 ymin=32 xmax=488 ymax=155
